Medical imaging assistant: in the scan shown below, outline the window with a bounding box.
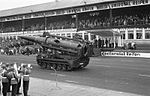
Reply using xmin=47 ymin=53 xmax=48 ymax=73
xmin=60 ymin=34 xmax=65 ymax=40
xmin=84 ymin=33 xmax=88 ymax=40
xmin=67 ymin=33 xmax=71 ymax=37
xmin=13 ymin=36 xmax=16 ymax=40
xmin=61 ymin=34 xmax=65 ymax=37
xmin=0 ymin=37 xmax=2 ymax=42
xmin=120 ymin=31 xmax=125 ymax=39
xmin=91 ymin=34 xmax=96 ymax=40
xmin=56 ymin=34 xmax=60 ymax=36
xmin=128 ymin=31 xmax=134 ymax=39
xmin=72 ymin=33 xmax=82 ymax=39
xmin=72 ymin=33 xmax=76 ymax=37
xmin=136 ymin=30 xmax=142 ymax=39
xmin=78 ymin=33 xmax=82 ymax=39
xmin=145 ymin=30 xmax=150 ymax=39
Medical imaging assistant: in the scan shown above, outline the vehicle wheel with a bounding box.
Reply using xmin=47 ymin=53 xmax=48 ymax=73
xmin=66 ymin=65 xmax=72 ymax=71
xmin=56 ymin=64 xmax=62 ymax=71
xmin=41 ymin=62 xmax=47 ymax=69
xmin=51 ymin=64 xmax=57 ymax=70
xmin=62 ymin=65 xmax=66 ymax=71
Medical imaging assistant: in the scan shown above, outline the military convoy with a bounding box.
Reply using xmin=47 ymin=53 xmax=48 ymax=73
xmin=19 ymin=32 xmax=93 ymax=71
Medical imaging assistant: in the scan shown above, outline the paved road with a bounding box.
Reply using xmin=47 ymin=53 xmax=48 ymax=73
xmin=0 ymin=55 xmax=150 ymax=96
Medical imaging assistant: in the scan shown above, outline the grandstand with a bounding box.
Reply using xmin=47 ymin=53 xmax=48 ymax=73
xmin=0 ymin=0 xmax=150 ymax=50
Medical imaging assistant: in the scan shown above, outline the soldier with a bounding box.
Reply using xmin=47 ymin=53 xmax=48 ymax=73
xmin=98 ymin=38 xmax=101 ymax=48
xmin=0 ymin=62 xmax=2 ymax=94
xmin=1 ymin=63 xmax=9 ymax=96
xmin=21 ymin=63 xmax=32 ymax=96
xmin=7 ymin=63 xmax=19 ymax=96
xmin=101 ymin=39 xmax=104 ymax=48
xmin=16 ymin=64 xmax=22 ymax=95
xmin=105 ymin=38 xmax=108 ymax=48
xmin=94 ymin=38 xmax=98 ymax=48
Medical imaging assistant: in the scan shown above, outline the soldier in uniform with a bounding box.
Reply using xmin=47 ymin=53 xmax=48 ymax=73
xmin=16 ymin=64 xmax=22 ymax=95
xmin=20 ymin=63 xmax=32 ymax=96
xmin=0 ymin=62 xmax=2 ymax=94
xmin=98 ymin=38 xmax=101 ymax=48
xmin=7 ymin=63 xmax=19 ymax=96
xmin=1 ymin=63 xmax=9 ymax=96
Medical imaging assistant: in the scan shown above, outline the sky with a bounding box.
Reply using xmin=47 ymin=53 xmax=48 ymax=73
xmin=0 ymin=0 xmax=56 ymax=11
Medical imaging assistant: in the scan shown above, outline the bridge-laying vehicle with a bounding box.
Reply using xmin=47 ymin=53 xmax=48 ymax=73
xmin=19 ymin=32 xmax=93 ymax=71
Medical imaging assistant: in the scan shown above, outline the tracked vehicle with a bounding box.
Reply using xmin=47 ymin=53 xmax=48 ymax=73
xmin=19 ymin=32 xmax=93 ymax=71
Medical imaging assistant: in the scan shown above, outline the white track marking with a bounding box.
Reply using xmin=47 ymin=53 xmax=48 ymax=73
xmin=50 ymin=73 xmax=66 ymax=77
xmin=95 ymin=65 xmax=111 ymax=67
xmin=138 ymin=74 xmax=150 ymax=78
xmin=65 ymin=80 xmax=79 ymax=84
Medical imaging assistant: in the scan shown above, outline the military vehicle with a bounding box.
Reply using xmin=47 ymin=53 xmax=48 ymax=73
xmin=19 ymin=32 xmax=93 ymax=71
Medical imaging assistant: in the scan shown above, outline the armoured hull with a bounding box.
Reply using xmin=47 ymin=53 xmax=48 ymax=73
xmin=36 ymin=54 xmax=90 ymax=71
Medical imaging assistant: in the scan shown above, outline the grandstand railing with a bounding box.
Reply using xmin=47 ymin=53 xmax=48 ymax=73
xmin=0 ymin=28 xmax=77 ymax=37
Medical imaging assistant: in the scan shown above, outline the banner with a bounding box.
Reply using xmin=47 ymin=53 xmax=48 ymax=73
xmin=102 ymin=51 xmax=150 ymax=58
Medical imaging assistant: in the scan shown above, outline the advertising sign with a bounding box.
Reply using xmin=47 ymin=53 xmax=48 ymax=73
xmin=102 ymin=51 xmax=150 ymax=58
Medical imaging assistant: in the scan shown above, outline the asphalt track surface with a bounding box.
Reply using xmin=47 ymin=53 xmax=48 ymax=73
xmin=0 ymin=54 xmax=150 ymax=96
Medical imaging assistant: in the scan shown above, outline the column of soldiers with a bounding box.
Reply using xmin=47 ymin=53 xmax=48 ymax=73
xmin=0 ymin=62 xmax=32 ymax=96
xmin=94 ymin=38 xmax=114 ymax=48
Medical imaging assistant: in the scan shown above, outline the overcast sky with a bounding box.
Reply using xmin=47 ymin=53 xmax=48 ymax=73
xmin=0 ymin=0 xmax=57 ymax=11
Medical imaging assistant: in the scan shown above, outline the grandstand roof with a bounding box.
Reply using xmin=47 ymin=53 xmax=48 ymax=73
xmin=0 ymin=0 xmax=116 ymax=17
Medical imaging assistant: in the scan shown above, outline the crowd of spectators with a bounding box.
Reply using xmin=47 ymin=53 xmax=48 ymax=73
xmin=78 ymin=13 xmax=150 ymax=30
xmin=25 ymin=23 xmax=44 ymax=31
xmin=1 ymin=22 xmax=22 ymax=32
xmin=0 ymin=37 xmax=39 ymax=55
xmin=0 ymin=16 xmax=76 ymax=33
xmin=47 ymin=20 xmax=76 ymax=30
xmin=1 ymin=13 xmax=150 ymax=33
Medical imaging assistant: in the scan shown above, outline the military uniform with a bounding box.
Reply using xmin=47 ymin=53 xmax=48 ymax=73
xmin=1 ymin=63 xmax=9 ymax=96
xmin=21 ymin=64 xmax=32 ymax=96
xmin=8 ymin=63 xmax=19 ymax=96
xmin=16 ymin=65 xmax=22 ymax=95
xmin=0 ymin=62 xmax=2 ymax=94
xmin=1 ymin=63 xmax=19 ymax=96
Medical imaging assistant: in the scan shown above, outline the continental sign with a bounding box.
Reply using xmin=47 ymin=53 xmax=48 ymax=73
xmin=102 ymin=51 xmax=150 ymax=58
xmin=0 ymin=0 xmax=150 ymax=22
